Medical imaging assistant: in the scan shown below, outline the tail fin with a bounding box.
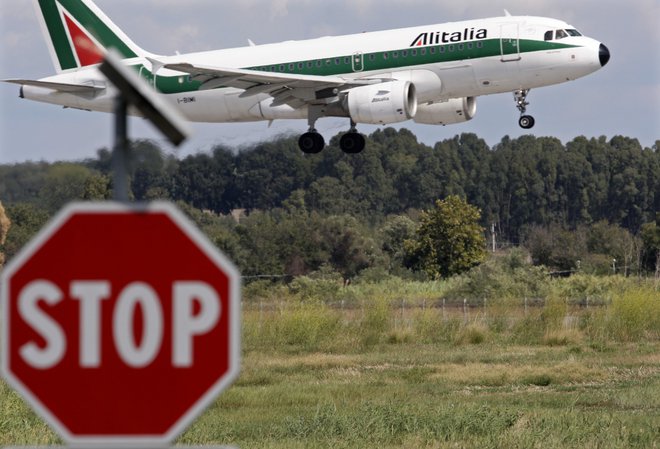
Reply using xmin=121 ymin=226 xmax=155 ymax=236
xmin=33 ymin=0 xmax=149 ymax=72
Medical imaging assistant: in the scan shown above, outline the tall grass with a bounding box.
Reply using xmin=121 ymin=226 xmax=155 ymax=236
xmin=242 ymin=278 xmax=658 ymax=352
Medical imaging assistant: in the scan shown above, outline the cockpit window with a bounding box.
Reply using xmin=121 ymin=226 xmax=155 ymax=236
xmin=545 ymin=28 xmax=581 ymax=41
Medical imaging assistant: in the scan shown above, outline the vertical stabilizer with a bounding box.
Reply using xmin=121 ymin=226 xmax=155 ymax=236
xmin=33 ymin=0 xmax=149 ymax=72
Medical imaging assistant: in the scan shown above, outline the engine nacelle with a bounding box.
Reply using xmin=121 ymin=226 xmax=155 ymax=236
xmin=347 ymin=81 xmax=417 ymax=125
xmin=413 ymin=97 xmax=477 ymax=125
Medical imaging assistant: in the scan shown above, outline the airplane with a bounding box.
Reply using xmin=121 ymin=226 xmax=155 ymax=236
xmin=5 ymin=0 xmax=610 ymax=154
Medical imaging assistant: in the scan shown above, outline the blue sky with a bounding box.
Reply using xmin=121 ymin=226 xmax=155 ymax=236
xmin=0 ymin=0 xmax=658 ymax=163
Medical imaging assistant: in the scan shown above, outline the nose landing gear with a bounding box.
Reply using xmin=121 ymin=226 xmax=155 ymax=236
xmin=514 ymin=89 xmax=535 ymax=129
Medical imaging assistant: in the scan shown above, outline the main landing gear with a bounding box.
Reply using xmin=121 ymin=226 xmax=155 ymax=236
xmin=299 ymin=130 xmax=325 ymax=154
xmin=514 ymin=89 xmax=535 ymax=130
xmin=339 ymin=121 xmax=366 ymax=154
xmin=298 ymin=116 xmax=366 ymax=154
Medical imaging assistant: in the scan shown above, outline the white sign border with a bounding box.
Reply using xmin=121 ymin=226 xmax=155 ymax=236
xmin=1 ymin=201 xmax=241 ymax=448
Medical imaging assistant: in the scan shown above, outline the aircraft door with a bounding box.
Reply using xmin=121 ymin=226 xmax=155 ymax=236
xmin=500 ymin=24 xmax=521 ymax=62
xmin=352 ymin=52 xmax=364 ymax=72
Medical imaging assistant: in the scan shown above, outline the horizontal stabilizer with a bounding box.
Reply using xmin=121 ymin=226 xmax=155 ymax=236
xmin=3 ymin=79 xmax=106 ymax=93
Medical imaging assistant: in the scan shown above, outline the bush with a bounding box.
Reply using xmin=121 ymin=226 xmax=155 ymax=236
xmin=359 ymin=299 xmax=391 ymax=347
xmin=542 ymin=329 xmax=584 ymax=346
xmin=541 ymin=294 xmax=568 ymax=331
xmin=288 ymin=272 xmax=343 ymax=303
xmin=280 ymin=304 xmax=342 ymax=351
xmin=608 ymin=287 xmax=660 ymax=342
xmin=454 ymin=323 xmax=489 ymax=345
xmin=413 ymin=309 xmax=459 ymax=344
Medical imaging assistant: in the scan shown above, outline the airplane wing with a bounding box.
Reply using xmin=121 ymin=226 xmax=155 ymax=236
xmin=164 ymin=63 xmax=381 ymax=107
xmin=4 ymin=79 xmax=106 ymax=93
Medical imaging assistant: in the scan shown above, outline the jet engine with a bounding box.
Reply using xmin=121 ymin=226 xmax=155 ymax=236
xmin=413 ymin=97 xmax=477 ymax=125
xmin=346 ymin=81 xmax=417 ymax=125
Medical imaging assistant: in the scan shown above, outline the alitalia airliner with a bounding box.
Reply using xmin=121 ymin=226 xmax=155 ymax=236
xmin=5 ymin=0 xmax=610 ymax=154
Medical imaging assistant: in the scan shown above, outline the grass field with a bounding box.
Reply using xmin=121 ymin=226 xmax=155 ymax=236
xmin=1 ymin=283 xmax=658 ymax=448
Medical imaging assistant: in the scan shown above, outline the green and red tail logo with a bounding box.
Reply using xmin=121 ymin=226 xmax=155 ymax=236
xmin=35 ymin=0 xmax=146 ymax=72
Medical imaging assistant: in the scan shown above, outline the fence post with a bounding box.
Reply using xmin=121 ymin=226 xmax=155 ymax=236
xmin=259 ymin=299 xmax=263 ymax=328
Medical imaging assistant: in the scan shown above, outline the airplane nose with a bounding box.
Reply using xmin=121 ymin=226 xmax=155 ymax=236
xmin=599 ymin=43 xmax=610 ymax=67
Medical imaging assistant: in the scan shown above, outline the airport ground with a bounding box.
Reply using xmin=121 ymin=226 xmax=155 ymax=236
xmin=1 ymin=282 xmax=658 ymax=449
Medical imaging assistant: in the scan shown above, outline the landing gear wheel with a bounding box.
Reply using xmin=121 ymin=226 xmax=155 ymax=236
xmin=518 ymin=115 xmax=535 ymax=129
xmin=298 ymin=132 xmax=325 ymax=154
xmin=340 ymin=132 xmax=366 ymax=154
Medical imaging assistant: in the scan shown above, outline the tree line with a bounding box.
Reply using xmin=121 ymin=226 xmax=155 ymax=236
xmin=1 ymin=129 xmax=658 ymax=278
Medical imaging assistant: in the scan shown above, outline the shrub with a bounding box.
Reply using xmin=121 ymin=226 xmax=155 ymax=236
xmin=413 ymin=309 xmax=458 ymax=344
xmin=275 ymin=304 xmax=342 ymax=351
xmin=542 ymin=329 xmax=584 ymax=346
xmin=359 ymin=298 xmax=391 ymax=347
xmin=454 ymin=323 xmax=489 ymax=345
xmin=541 ymin=294 xmax=568 ymax=331
xmin=608 ymin=287 xmax=660 ymax=342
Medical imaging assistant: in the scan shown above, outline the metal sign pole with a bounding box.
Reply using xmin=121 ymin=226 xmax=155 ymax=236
xmin=112 ymin=97 xmax=129 ymax=203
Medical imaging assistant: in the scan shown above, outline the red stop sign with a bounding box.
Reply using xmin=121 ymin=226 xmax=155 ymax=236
xmin=0 ymin=202 xmax=241 ymax=446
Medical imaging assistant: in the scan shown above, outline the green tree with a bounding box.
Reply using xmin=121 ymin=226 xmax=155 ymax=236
xmin=640 ymin=214 xmax=660 ymax=276
xmin=405 ymin=195 xmax=486 ymax=278
xmin=0 ymin=201 xmax=10 ymax=267
xmin=1 ymin=203 xmax=50 ymax=262
xmin=39 ymin=164 xmax=102 ymax=212
xmin=380 ymin=215 xmax=417 ymax=272
xmin=523 ymin=224 xmax=587 ymax=272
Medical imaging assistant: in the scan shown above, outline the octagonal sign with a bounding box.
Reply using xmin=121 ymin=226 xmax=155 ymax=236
xmin=1 ymin=202 xmax=241 ymax=447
